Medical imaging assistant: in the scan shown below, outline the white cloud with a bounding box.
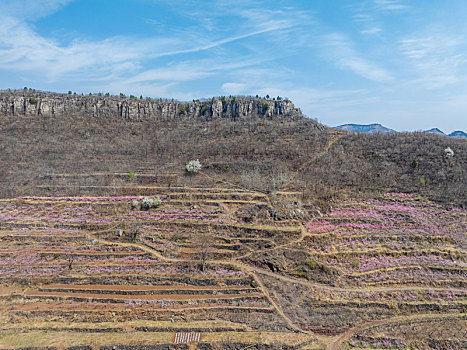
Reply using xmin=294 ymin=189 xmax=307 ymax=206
xmin=361 ymin=27 xmax=382 ymax=35
xmin=0 ymin=17 xmax=178 ymax=81
xmin=399 ymin=35 xmax=467 ymax=88
xmin=373 ymin=0 xmax=409 ymax=11
xmin=0 ymin=0 xmax=75 ymax=20
xmin=0 ymin=0 xmax=306 ymax=87
xmin=221 ymin=83 xmax=248 ymax=95
xmin=322 ymin=33 xmax=394 ymax=82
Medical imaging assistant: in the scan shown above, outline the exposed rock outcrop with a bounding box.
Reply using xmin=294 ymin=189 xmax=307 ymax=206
xmin=0 ymin=90 xmax=303 ymax=121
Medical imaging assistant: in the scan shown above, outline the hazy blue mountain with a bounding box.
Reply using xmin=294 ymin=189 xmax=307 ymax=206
xmin=334 ymin=124 xmax=466 ymax=138
xmin=448 ymin=130 xmax=467 ymax=138
xmin=424 ymin=128 xmax=446 ymax=136
xmin=334 ymin=123 xmax=396 ymax=134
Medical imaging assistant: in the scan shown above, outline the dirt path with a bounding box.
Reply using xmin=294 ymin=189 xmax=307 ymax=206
xmin=282 ymin=131 xmax=344 ymax=190
xmin=25 ymin=290 xmax=263 ymax=301
xmin=328 ymin=312 xmax=463 ymax=350
xmin=2 ymin=300 xmax=272 ymax=313
xmin=88 ymin=233 xmax=170 ymax=262
xmin=41 ymin=284 xmax=256 ymax=292
xmin=241 ymin=263 xmax=313 ymax=335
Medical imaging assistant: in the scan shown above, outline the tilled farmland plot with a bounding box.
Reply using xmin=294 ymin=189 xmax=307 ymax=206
xmin=0 ymin=188 xmax=465 ymax=349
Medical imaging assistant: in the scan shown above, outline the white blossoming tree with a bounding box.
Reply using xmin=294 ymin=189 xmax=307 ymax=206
xmin=186 ymin=159 xmax=202 ymax=175
xmin=186 ymin=159 xmax=202 ymax=189
xmin=444 ymin=147 xmax=454 ymax=158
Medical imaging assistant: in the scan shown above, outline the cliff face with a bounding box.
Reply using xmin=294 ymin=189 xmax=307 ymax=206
xmin=0 ymin=90 xmax=303 ymax=121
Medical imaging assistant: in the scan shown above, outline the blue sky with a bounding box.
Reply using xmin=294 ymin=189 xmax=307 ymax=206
xmin=1 ymin=0 xmax=466 ymax=132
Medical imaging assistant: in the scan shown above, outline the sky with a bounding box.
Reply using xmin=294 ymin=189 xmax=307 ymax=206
xmin=0 ymin=0 xmax=466 ymax=133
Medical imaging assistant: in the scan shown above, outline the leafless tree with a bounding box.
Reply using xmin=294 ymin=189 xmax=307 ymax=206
xmin=194 ymin=228 xmax=212 ymax=272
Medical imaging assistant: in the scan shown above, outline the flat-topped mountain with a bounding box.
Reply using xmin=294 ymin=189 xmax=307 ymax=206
xmin=0 ymin=90 xmax=303 ymax=121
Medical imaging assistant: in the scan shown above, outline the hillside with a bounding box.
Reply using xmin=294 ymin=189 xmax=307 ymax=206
xmin=0 ymin=90 xmax=466 ymax=349
xmin=0 ymin=90 xmax=465 ymax=206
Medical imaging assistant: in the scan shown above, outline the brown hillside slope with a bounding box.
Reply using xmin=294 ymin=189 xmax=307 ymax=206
xmin=0 ymin=90 xmax=465 ymax=206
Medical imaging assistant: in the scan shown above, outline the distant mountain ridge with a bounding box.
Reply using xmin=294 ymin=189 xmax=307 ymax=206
xmin=448 ymin=130 xmax=467 ymax=138
xmin=334 ymin=123 xmax=466 ymax=138
xmin=334 ymin=123 xmax=396 ymax=134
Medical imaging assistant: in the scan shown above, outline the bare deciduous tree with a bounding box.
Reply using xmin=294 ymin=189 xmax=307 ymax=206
xmin=194 ymin=228 xmax=212 ymax=272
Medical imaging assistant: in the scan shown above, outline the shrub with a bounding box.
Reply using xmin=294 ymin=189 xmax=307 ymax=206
xmin=412 ymin=159 xmax=419 ymax=168
xmin=221 ymin=96 xmax=226 ymax=101
xmin=263 ymin=103 xmax=269 ymax=112
xmin=277 ymin=96 xmax=281 ymax=100
xmin=68 ymin=91 xmax=72 ymax=94
xmin=128 ymin=170 xmax=135 ymax=181
xmin=420 ymin=177 xmax=426 ymax=186
xmin=29 ymin=97 xmax=38 ymax=105
xmin=186 ymin=159 xmax=202 ymax=175
xmin=120 ymin=93 xmax=126 ymax=98
xmin=141 ymin=197 xmax=162 ymax=210
xmin=306 ymin=260 xmax=317 ymax=269
xmin=296 ymin=268 xmax=307 ymax=277
xmin=180 ymin=106 xmax=187 ymax=115
xmin=130 ymin=200 xmax=139 ymax=210
xmin=24 ymin=87 xmax=28 ymax=90
xmin=200 ymin=105 xmax=209 ymax=115
xmin=266 ymin=94 xmax=270 ymax=99
xmin=130 ymin=95 xmax=136 ymax=99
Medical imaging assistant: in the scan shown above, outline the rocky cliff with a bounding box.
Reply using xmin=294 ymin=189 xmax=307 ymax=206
xmin=0 ymin=90 xmax=303 ymax=121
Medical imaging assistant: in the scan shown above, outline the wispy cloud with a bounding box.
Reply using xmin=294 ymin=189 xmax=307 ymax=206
xmin=0 ymin=17 xmax=181 ymax=81
xmin=361 ymin=27 xmax=382 ymax=35
xmin=322 ymin=33 xmax=394 ymax=82
xmin=399 ymin=35 xmax=467 ymax=88
xmin=0 ymin=0 xmax=75 ymax=20
xmin=221 ymin=83 xmax=248 ymax=95
xmin=0 ymin=0 xmax=305 ymax=89
xmin=148 ymin=24 xmax=295 ymax=59
xmin=373 ymin=0 xmax=409 ymax=11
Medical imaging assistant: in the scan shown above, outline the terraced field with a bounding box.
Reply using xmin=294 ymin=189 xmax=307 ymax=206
xmin=0 ymin=185 xmax=465 ymax=349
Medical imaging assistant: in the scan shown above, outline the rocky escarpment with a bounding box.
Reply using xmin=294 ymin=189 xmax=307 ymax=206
xmin=0 ymin=90 xmax=303 ymax=121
